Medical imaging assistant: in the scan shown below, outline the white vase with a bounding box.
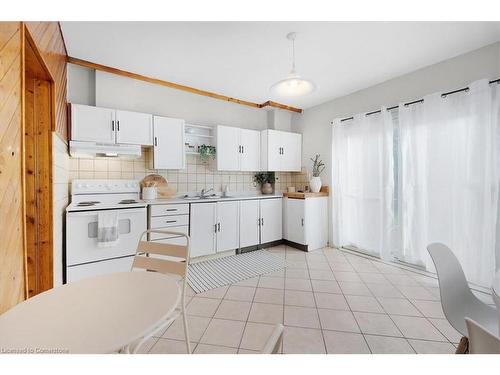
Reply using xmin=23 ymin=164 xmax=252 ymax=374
xmin=310 ymin=176 xmax=322 ymax=193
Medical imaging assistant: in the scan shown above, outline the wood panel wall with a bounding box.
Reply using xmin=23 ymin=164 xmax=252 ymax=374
xmin=0 ymin=21 xmax=67 ymax=314
xmin=0 ymin=22 xmax=25 ymax=314
xmin=25 ymin=22 xmax=68 ymax=141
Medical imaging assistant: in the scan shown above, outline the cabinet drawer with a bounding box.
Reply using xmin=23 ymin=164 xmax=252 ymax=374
xmin=150 ymin=204 xmax=189 ymax=217
xmin=148 ymin=225 xmax=189 ymax=240
xmin=150 ymin=215 xmax=189 ymax=228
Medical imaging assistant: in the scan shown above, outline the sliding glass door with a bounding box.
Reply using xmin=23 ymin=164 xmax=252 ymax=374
xmin=332 ymin=79 xmax=500 ymax=287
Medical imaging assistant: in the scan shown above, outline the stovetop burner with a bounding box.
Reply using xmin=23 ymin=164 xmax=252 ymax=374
xmin=77 ymin=201 xmax=101 ymax=207
xmin=118 ymin=199 xmax=139 ymax=204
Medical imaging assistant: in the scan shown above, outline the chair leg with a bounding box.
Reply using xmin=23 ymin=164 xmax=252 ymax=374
xmin=181 ymin=309 xmax=191 ymax=354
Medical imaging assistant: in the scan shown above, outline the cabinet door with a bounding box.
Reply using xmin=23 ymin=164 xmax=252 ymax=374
xmin=240 ymin=129 xmax=260 ymax=171
xmin=216 ymin=201 xmax=239 ymax=252
xmin=217 ymin=125 xmax=240 ymax=171
xmin=285 ymin=198 xmax=305 ymax=245
xmin=71 ymin=104 xmax=115 ymax=143
xmin=115 ymin=109 xmax=153 ymax=145
xmin=260 ymin=198 xmax=283 ymax=244
xmin=189 ymin=203 xmax=216 ymax=258
xmin=281 ymin=132 xmax=302 ymax=172
xmin=153 ymin=116 xmax=185 ymax=170
xmin=266 ymin=130 xmax=283 ymax=171
xmin=239 ymin=200 xmax=260 ymax=248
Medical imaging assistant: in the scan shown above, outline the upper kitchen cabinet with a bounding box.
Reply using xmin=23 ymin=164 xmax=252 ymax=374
xmin=115 ymin=109 xmax=153 ymax=145
xmin=151 ymin=116 xmax=185 ymax=170
xmin=216 ymin=125 xmax=260 ymax=171
xmin=261 ymin=129 xmax=302 ymax=172
xmin=70 ymin=104 xmax=153 ymax=146
xmin=70 ymin=104 xmax=115 ymax=143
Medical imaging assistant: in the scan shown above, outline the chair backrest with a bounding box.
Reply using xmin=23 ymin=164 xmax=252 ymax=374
xmin=132 ymin=230 xmax=190 ymax=278
xmin=427 ymin=243 xmax=477 ymax=336
xmin=261 ymin=324 xmax=284 ymax=354
xmin=465 ymin=318 xmax=500 ymax=354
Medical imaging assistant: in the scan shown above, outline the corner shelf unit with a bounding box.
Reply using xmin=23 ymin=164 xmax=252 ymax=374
xmin=184 ymin=124 xmax=215 ymax=155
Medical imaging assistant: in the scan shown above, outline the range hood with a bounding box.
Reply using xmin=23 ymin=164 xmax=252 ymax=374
xmin=69 ymin=141 xmax=142 ymax=159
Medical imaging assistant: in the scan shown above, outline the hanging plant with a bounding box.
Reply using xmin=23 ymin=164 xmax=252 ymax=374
xmin=198 ymin=144 xmax=216 ymax=163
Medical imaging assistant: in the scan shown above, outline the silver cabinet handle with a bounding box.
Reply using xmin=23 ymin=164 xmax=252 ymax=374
xmin=301 ymin=218 xmax=304 ymax=226
xmin=218 ymin=223 xmax=221 ymax=232
xmin=166 ymin=220 xmax=177 ymax=224
xmin=117 ymin=120 xmax=120 ymax=131
xmin=112 ymin=120 xmax=115 ymax=131
xmin=166 ymin=208 xmax=177 ymax=212
xmin=214 ymin=223 xmax=217 ymax=233
xmin=261 ymin=218 xmax=264 ymax=226
xmin=241 ymin=145 xmax=244 ymax=153
xmin=154 ymin=137 xmax=158 ymax=146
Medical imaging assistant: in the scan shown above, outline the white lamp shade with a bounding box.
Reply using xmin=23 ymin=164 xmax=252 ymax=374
xmin=270 ymin=72 xmax=316 ymax=97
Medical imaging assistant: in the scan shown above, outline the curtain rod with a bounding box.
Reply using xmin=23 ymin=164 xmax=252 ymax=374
xmin=337 ymin=78 xmax=500 ymax=123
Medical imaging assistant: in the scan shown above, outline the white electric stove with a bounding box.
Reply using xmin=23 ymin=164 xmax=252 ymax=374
xmin=65 ymin=179 xmax=147 ymax=283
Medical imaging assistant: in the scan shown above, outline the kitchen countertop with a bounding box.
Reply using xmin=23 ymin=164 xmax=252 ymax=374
xmin=144 ymin=192 xmax=283 ymax=205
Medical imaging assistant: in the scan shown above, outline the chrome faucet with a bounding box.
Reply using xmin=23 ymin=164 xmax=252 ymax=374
xmin=200 ymin=188 xmax=214 ymax=198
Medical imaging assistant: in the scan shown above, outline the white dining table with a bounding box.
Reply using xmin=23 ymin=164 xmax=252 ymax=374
xmin=0 ymin=272 xmax=180 ymax=354
xmin=493 ymin=270 xmax=500 ymax=336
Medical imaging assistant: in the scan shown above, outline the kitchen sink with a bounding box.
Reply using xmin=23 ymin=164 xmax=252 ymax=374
xmin=182 ymin=195 xmax=234 ymax=200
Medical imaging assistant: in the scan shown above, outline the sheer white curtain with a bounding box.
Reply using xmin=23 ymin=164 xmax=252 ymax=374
xmin=332 ymin=109 xmax=395 ymax=259
xmin=399 ymin=79 xmax=500 ymax=287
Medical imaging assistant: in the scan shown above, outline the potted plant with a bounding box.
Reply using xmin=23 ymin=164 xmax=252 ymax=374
xmin=198 ymin=144 xmax=216 ymax=163
xmin=253 ymin=172 xmax=275 ymax=194
xmin=310 ymin=154 xmax=325 ymax=193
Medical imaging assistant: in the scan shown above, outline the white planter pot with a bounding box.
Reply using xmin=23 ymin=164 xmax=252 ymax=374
xmin=310 ymin=176 xmax=322 ymax=193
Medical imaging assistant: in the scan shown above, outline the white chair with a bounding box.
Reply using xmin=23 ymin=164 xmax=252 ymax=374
xmin=123 ymin=229 xmax=191 ymax=354
xmin=427 ymin=243 xmax=498 ymax=338
xmin=465 ymin=318 xmax=500 ymax=354
xmin=261 ymin=324 xmax=284 ymax=354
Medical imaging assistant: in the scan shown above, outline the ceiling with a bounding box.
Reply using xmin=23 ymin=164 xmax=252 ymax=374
xmin=60 ymin=22 xmax=500 ymax=109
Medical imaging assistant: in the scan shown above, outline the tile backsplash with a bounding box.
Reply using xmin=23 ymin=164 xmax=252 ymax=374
xmin=69 ymin=148 xmax=310 ymax=194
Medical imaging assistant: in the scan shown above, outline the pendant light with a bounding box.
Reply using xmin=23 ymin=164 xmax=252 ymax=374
xmin=270 ymin=32 xmax=315 ymax=97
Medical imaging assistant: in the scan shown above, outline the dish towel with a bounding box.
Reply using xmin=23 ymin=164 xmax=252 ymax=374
xmin=97 ymin=211 xmax=119 ymax=247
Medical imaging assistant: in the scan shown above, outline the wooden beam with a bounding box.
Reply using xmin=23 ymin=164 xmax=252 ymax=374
xmin=67 ymin=56 xmax=303 ymax=114
xmin=259 ymin=100 xmax=302 ymax=114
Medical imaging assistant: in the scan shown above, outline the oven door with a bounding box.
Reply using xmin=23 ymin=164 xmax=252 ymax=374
xmin=66 ymin=207 xmax=146 ymax=266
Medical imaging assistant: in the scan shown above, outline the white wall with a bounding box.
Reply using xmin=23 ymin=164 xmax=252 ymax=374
xmin=292 ymin=42 xmax=500 ymax=243
xmin=85 ymin=69 xmax=267 ymax=130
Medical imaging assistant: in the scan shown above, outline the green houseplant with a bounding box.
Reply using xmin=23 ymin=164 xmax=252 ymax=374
xmin=310 ymin=154 xmax=325 ymax=192
xmin=198 ymin=144 xmax=216 ymax=163
xmin=253 ymin=172 xmax=275 ymax=194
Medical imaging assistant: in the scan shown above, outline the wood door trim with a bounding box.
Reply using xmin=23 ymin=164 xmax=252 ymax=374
xmin=67 ymin=56 xmax=303 ymax=114
xmin=22 ymin=23 xmax=54 ymax=297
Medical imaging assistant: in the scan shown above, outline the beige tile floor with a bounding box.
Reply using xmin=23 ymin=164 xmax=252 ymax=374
xmin=139 ymin=245 xmax=495 ymax=354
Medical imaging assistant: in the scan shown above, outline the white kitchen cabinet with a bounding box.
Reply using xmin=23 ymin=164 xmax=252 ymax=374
xmin=260 ymin=198 xmax=282 ymax=244
xmin=239 ymin=198 xmax=283 ymax=249
xmin=240 ymin=129 xmax=261 ymax=171
xmin=116 ymin=109 xmax=153 ymax=145
xmin=217 ymin=126 xmax=260 ymax=171
xmin=71 ymin=103 xmax=115 ymax=143
xmin=261 ymin=129 xmax=302 ymax=172
xmin=216 ymin=125 xmax=240 ymax=171
xmin=283 ymin=197 xmax=328 ymax=251
xmin=189 ymin=203 xmax=217 ymax=258
xmin=239 ymin=200 xmax=260 ymax=248
xmin=152 ymin=116 xmax=185 ymax=170
xmin=216 ymin=201 xmax=240 ymax=252
xmin=71 ymin=103 xmax=154 ymax=146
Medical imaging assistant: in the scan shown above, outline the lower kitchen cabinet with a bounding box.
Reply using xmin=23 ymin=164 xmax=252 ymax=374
xmin=216 ymin=201 xmax=240 ymax=252
xmin=239 ymin=200 xmax=260 ymax=248
xmin=189 ymin=202 xmax=217 ymax=257
xmin=190 ymin=201 xmax=240 ymax=257
xmin=283 ymin=197 xmax=328 ymax=251
xmin=260 ymin=198 xmax=282 ymax=244
xmin=239 ymin=198 xmax=283 ymax=249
